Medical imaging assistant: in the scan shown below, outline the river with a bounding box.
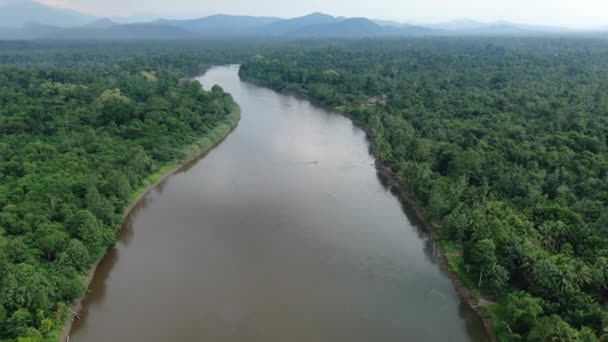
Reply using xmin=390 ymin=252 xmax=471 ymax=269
xmin=69 ymin=65 xmax=488 ymax=341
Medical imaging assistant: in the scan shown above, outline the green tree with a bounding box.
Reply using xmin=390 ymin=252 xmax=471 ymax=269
xmin=39 ymin=318 xmax=53 ymax=336
xmin=1 ymin=264 xmax=52 ymax=313
xmin=504 ymin=291 xmax=544 ymax=334
xmin=528 ymin=315 xmax=579 ymax=342
xmin=5 ymin=238 xmax=29 ymax=263
xmin=59 ymin=239 xmax=91 ymax=271
xmin=464 ymin=238 xmax=497 ymax=287
xmin=483 ymin=263 xmax=509 ymax=295
xmin=34 ymin=224 xmax=68 ymax=261
xmin=6 ymin=309 xmax=32 ymax=337
xmin=85 ymin=186 xmax=115 ymax=225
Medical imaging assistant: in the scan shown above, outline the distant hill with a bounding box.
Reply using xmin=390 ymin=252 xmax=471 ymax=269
xmin=44 ymin=23 xmax=198 ymax=40
xmin=0 ymin=22 xmax=61 ymax=40
xmin=470 ymin=23 xmax=524 ymax=35
xmin=85 ymin=18 xmax=118 ymax=29
xmin=146 ymin=13 xmax=428 ymax=38
xmin=429 ymin=19 xmax=578 ymax=35
xmin=261 ymin=12 xmax=340 ymax=35
xmin=428 ymin=19 xmax=487 ymax=31
xmin=286 ymin=17 xmax=431 ymax=37
xmin=288 ymin=18 xmax=384 ymax=37
xmin=0 ymin=4 xmax=595 ymax=41
xmin=384 ymin=24 xmax=433 ymax=35
xmin=372 ymin=19 xmax=406 ymax=27
xmin=0 ymin=0 xmax=96 ymax=28
xmin=158 ymin=14 xmax=280 ymax=36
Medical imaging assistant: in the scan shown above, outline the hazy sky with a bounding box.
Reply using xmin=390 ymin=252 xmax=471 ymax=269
xmin=36 ymin=0 xmax=608 ymax=28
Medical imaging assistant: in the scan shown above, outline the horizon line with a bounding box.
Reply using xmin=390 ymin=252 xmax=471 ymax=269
xmin=5 ymin=0 xmax=607 ymax=31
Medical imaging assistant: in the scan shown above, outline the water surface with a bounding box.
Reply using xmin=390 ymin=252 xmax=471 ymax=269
xmin=70 ymin=65 xmax=488 ymax=342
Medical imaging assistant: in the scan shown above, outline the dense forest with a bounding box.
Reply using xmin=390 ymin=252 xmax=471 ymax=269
xmin=2 ymin=37 xmax=608 ymax=341
xmin=239 ymin=38 xmax=608 ymax=341
xmin=0 ymin=43 xmax=240 ymax=341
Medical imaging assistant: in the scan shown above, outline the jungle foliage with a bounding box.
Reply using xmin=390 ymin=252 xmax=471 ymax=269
xmin=0 ymin=42 xmax=239 ymax=341
xmin=239 ymin=37 xmax=608 ymax=341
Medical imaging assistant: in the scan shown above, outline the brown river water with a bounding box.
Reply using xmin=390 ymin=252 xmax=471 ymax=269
xmin=69 ymin=65 xmax=488 ymax=342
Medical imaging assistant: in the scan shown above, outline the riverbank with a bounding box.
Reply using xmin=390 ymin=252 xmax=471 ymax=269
xmin=56 ymin=104 xmax=240 ymax=342
xmin=238 ymin=75 xmax=497 ymax=341
xmin=364 ymin=129 xmax=497 ymax=342
xmin=373 ymin=160 xmax=498 ymax=342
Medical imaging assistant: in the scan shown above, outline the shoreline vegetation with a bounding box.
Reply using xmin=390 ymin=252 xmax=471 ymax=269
xmin=374 ymin=158 xmax=498 ymax=341
xmin=56 ymin=104 xmax=240 ymax=342
xmin=0 ymin=42 xmax=255 ymax=342
xmin=238 ymin=39 xmax=608 ymax=341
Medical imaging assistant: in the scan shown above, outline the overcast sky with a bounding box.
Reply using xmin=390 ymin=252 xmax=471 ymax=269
xmin=36 ymin=0 xmax=608 ymax=29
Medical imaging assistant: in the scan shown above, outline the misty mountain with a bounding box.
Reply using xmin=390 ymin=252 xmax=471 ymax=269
xmin=372 ymin=19 xmax=407 ymax=27
xmin=0 ymin=0 xmax=96 ymax=28
xmin=43 ymin=23 xmax=198 ymax=40
xmin=287 ymin=18 xmax=384 ymax=37
xmin=0 ymin=22 xmax=62 ymax=40
xmin=287 ymin=17 xmax=432 ymax=37
xmin=384 ymin=24 xmax=433 ymax=35
xmin=453 ymin=22 xmax=524 ymax=35
xmin=157 ymin=14 xmax=281 ymax=36
xmin=85 ymin=18 xmax=118 ymax=29
xmin=429 ymin=19 xmax=579 ymax=35
xmin=428 ymin=19 xmax=487 ymax=31
xmin=261 ymin=12 xmax=340 ymax=35
xmin=505 ymin=22 xmax=577 ymax=33
xmin=0 ymin=2 xmax=596 ymax=41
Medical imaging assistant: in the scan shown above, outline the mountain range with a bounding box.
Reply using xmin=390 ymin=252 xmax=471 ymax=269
xmin=0 ymin=1 xmax=605 ymax=40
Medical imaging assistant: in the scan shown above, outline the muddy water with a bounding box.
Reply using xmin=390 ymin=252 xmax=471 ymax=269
xmin=69 ymin=65 xmax=488 ymax=342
